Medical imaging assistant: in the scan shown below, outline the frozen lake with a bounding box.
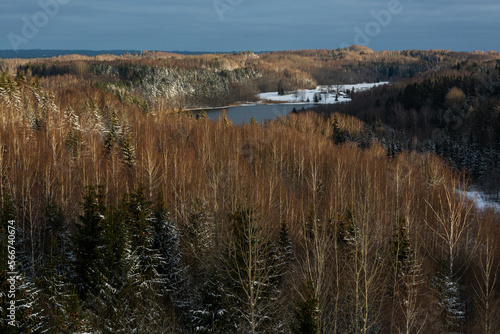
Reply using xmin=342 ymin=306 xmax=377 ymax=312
xmin=205 ymin=82 xmax=387 ymax=124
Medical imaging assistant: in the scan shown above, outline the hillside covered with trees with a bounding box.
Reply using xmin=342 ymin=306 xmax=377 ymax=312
xmin=318 ymin=56 xmax=500 ymax=198
xmin=0 ymin=49 xmax=499 ymax=333
xmin=2 ymin=47 xmax=499 ymax=109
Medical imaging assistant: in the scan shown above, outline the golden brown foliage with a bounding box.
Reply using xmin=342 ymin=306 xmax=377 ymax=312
xmin=1 ymin=69 xmax=499 ymax=333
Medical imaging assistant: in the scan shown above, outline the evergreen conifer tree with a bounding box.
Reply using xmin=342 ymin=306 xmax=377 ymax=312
xmin=152 ymin=193 xmax=189 ymax=314
xmin=278 ymin=81 xmax=285 ymax=96
xmin=71 ymin=186 xmax=106 ymax=300
xmin=291 ymin=280 xmax=320 ymax=334
xmin=184 ymin=198 xmax=214 ymax=281
xmin=191 ymin=269 xmax=232 ymax=333
xmin=38 ymin=200 xmax=91 ymax=332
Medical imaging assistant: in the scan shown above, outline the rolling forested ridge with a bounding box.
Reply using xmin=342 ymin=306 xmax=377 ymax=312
xmin=0 ymin=48 xmax=499 ymax=333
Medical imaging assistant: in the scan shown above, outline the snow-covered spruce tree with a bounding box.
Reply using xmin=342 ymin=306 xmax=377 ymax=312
xmin=185 ymin=200 xmax=237 ymax=333
xmin=120 ymin=125 xmax=136 ymax=167
xmin=3 ymin=274 xmax=43 ymax=333
xmin=69 ymin=186 xmax=137 ymax=332
xmin=103 ymin=108 xmax=121 ymax=153
xmin=63 ymin=107 xmax=83 ymax=157
xmin=151 ymin=192 xmax=190 ymax=324
xmin=87 ymin=203 xmax=132 ymax=332
xmin=191 ymin=269 xmax=233 ymax=333
xmin=90 ymin=188 xmax=171 ymax=333
xmin=37 ymin=200 xmax=91 ymax=333
xmin=123 ymin=187 xmax=159 ymax=283
xmin=39 ymin=233 xmax=90 ymax=333
xmin=0 ymin=72 xmax=22 ymax=115
xmin=71 ymin=186 xmax=107 ymax=301
xmin=432 ymin=268 xmax=465 ymax=334
xmin=123 ymin=188 xmax=174 ymax=332
xmin=183 ymin=198 xmax=214 ymax=282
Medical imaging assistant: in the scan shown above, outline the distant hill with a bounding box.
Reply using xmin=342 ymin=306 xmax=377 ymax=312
xmin=0 ymin=49 xmax=224 ymax=59
xmin=347 ymin=45 xmax=374 ymax=54
xmin=0 ymin=49 xmax=141 ymax=59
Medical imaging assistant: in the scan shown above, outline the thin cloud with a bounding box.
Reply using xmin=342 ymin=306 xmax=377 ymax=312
xmin=0 ymin=0 xmax=498 ymax=51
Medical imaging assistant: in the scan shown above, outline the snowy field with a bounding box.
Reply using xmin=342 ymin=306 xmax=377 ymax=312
xmin=258 ymin=82 xmax=388 ymax=104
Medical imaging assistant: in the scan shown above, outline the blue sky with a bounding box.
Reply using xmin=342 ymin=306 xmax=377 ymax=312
xmin=1 ymin=0 xmax=499 ymax=52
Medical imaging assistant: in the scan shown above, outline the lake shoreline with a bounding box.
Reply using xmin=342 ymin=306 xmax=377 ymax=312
xmin=184 ymin=82 xmax=388 ymax=113
xmin=184 ymin=100 xmax=326 ymax=113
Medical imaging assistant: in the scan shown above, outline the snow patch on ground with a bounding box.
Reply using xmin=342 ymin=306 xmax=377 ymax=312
xmin=258 ymin=82 xmax=388 ymax=104
xmin=459 ymin=190 xmax=500 ymax=212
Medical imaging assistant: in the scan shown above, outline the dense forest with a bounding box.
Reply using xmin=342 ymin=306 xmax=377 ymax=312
xmin=0 ymin=49 xmax=499 ymax=333
xmin=3 ymin=47 xmax=499 ymax=109
xmin=318 ymin=57 xmax=500 ymax=197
